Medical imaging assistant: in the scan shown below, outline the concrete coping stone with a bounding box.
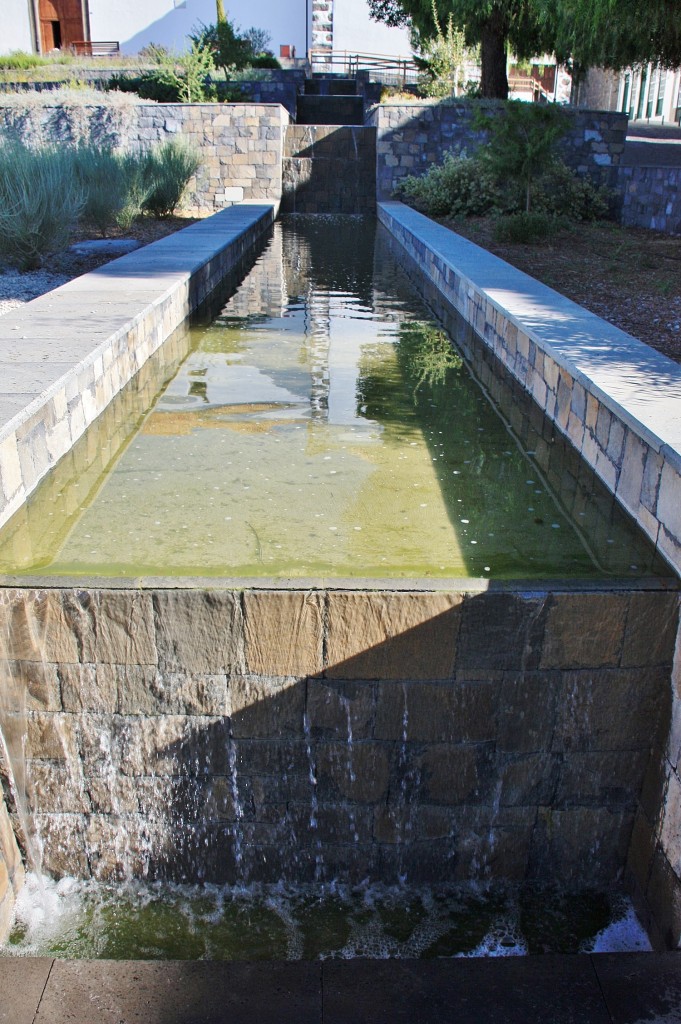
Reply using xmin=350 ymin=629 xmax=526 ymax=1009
xmin=0 ymin=203 xmax=276 ymax=446
xmin=378 ymin=202 xmax=681 ymax=458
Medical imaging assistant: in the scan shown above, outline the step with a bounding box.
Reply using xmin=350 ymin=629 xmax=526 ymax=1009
xmin=296 ymin=95 xmax=364 ymax=126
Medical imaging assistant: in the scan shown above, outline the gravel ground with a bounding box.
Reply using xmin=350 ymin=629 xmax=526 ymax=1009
xmin=0 ymin=267 xmax=71 ymax=315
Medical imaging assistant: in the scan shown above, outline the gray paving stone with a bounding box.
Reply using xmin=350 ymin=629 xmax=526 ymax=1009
xmin=0 ymin=957 xmax=53 ymax=1024
xmin=34 ymin=960 xmax=321 ymax=1024
xmin=322 ymin=957 xmax=612 ymax=1024
xmin=593 ymin=951 xmax=681 ymax=1023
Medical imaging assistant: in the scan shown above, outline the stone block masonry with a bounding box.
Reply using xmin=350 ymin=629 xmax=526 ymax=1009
xmin=282 ymin=125 xmax=377 ymax=214
xmin=367 ymin=102 xmax=628 ymax=200
xmin=0 ymin=103 xmax=289 ymax=214
xmin=619 ymin=165 xmax=681 ymax=236
xmin=0 ymin=584 xmax=676 ymax=895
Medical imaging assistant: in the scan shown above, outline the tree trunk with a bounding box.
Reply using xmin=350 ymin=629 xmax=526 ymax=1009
xmin=480 ymin=12 xmax=509 ymax=99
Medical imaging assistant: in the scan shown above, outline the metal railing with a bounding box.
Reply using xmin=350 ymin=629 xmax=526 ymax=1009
xmin=310 ymin=50 xmax=420 ymax=86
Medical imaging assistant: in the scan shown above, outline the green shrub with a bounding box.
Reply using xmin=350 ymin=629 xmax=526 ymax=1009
xmin=108 ymin=71 xmax=181 ymax=103
xmin=533 ymin=161 xmax=615 ymax=221
xmin=109 ymin=43 xmax=216 ymax=102
xmin=396 ymin=152 xmax=500 ymax=218
xmin=73 ymin=146 xmax=151 ymax=235
xmin=142 ymin=139 xmax=200 ymax=218
xmin=493 ymin=211 xmax=558 ymax=244
xmin=475 ymin=101 xmax=569 ymax=213
xmin=0 ymin=51 xmax=47 ymax=71
xmin=0 ymin=143 xmax=83 ymax=268
xmin=249 ymin=54 xmax=281 ymax=69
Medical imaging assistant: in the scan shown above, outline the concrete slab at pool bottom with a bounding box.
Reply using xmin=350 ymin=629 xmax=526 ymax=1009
xmin=2 ymin=953 xmax=681 ymax=1024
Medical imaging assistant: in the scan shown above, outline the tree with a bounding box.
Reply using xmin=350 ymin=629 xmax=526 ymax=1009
xmin=367 ymin=0 xmax=557 ymax=99
xmin=546 ymin=0 xmax=681 ymax=72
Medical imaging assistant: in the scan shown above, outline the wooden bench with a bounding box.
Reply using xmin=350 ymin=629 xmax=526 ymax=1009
xmin=70 ymin=41 xmax=120 ymax=57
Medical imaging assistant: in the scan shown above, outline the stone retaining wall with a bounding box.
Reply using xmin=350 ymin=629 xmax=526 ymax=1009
xmin=0 ymin=584 xmax=676 ymax=892
xmin=619 ymin=165 xmax=681 ymax=235
xmin=0 ymin=103 xmax=289 ymax=213
xmin=367 ymin=102 xmax=628 ymax=200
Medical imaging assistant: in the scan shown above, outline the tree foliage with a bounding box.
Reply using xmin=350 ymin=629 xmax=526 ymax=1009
xmin=545 ymin=0 xmax=681 ymax=71
xmin=369 ymin=0 xmax=681 ymax=97
xmin=368 ymin=0 xmax=557 ymax=98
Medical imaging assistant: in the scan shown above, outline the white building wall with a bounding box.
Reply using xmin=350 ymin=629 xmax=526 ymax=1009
xmin=4 ymin=0 xmax=35 ymax=54
xmin=88 ymin=0 xmax=306 ymax=57
xmin=332 ymin=0 xmax=411 ymax=56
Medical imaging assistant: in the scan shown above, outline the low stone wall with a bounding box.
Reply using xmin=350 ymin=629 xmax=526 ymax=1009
xmin=0 ymin=584 xmax=676 ymax=892
xmin=0 ymin=102 xmax=289 ymax=213
xmin=378 ymin=201 xmax=681 ymax=576
xmin=282 ymin=125 xmax=376 ymax=214
xmin=0 ymin=204 xmax=276 ymax=534
xmin=367 ymin=101 xmax=628 ymax=200
xmin=619 ymin=165 xmax=681 ymax=235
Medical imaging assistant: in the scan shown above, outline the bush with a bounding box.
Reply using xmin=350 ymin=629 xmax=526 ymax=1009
xmin=533 ymin=161 xmax=615 ymax=222
xmin=249 ymin=54 xmax=281 ymax=69
xmin=0 ymin=51 xmax=48 ymax=71
xmin=0 ymin=143 xmax=83 ymax=268
xmin=108 ymin=71 xmax=181 ymax=103
xmin=141 ymin=139 xmax=200 ymax=218
xmin=475 ymin=101 xmax=569 ymax=213
xmin=73 ymin=146 xmax=151 ymax=236
xmin=396 ymin=152 xmax=500 ymax=218
xmin=493 ymin=211 xmax=558 ymax=244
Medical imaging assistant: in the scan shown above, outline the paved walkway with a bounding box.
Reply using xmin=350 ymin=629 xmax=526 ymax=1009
xmin=2 ymin=953 xmax=681 ymax=1023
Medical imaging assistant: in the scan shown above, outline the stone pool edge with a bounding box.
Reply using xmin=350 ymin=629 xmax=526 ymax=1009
xmin=378 ymin=201 xmax=681 ymax=579
xmin=0 ymin=202 xmax=277 ymax=534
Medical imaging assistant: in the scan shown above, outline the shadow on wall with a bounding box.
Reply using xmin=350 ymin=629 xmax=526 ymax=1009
xmin=2 ymin=584 xmax=676 ymax=931
xmin=281 ymin=125 xmax=377 ymax=215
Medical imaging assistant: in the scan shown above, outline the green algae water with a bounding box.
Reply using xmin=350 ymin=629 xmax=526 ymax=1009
xmin=3 ymin=876 xmax=650 ymax=960
xmin=0 ymin=218 xmax=667 ymax=580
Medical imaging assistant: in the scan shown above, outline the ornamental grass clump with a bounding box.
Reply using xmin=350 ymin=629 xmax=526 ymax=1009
xmin=141 ymin=139 xmax=201 ymax=219
xmin=73 ymin=146 xmax=151 ymax=236
xmin=0 ymin=142 xmax=84 ymax=268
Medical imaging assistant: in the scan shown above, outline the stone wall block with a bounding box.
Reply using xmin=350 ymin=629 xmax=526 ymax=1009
xmin=420 ymin=743 xmax=492 ymax=804
xmin=659 ymin=767 xmax=681 ymax=876
xmin=60 ymin=663 xmax=113 ymax=713
xmin=94 ymin=591 xmax=157 ymax=666
xmin=243 ymin=591 xmax=324 ymax=678
xmin=556 ymin=749 xmax=649 ymax=808
xmin=4 ymin=590 xmax=79 ymax=663
xmin=305 ymin=679 xmax=375 ymax=740
xmin=529 ymin=806 xmax=632 ymax=885
xmin=540 ymin=593 xmax=628 ymax=669
xmin=153 ymin=590 xmax=243 ymax=674
xmin=645 ymin=846 xmax=681 ymax=948
xmin=375 ymin=680 xmax=496 ymax=744
xmin=36 ymin=812 xmax=90 ymax=878
xmin=457 ymin=593 xmax=548 ymax=672
xmin=496 ymin=672 xmax=559 ymax=752
xmin=554 ymin=667 xmax=666 ymax=752
xmin=230 ymin=675 xmax=304 ymax=737
xmin=621 ymin=592 xmax=679 ymax=668
xmin=325 ymin=592 xmax=462 ymax=680
xmin=315 ymin=741 xmax=390 ymax=803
